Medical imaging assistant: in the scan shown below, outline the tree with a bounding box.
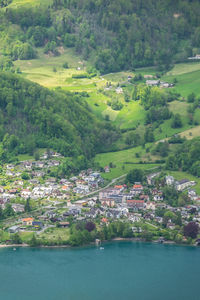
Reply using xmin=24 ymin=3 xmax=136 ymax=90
xmin=126 ymin=169 xmax=144 ymax=184
xmin=29 ymin=234 xmax=40 ymax=247
xmin=11 ymin=233 xmax=22 ymax=244
xmin=144 ymin=128 xmax=155 ymax=143
xmin=21 ymin=172 xmax=30 ymax=180
xmin=34 ymin=151 xmax=40 ymax=161
xmin=4 ymin=204 xmax=14 ymax=217
xmin=63 ymin=62 xmax=69 ymax=69
xmin=85 ymin=221 xmax=96 ymax=232
xmin=184 ymin=222 xmax=199 ymax=239
xmin=162 ymin=186 xmax=179 ymax=206
xmin=25 ymin=198 xmax=31 ymax=212
xmin=187 ymin=93 xmax=196 ymax=103
xmin=171 ymin=114 xmax=182 ymax=128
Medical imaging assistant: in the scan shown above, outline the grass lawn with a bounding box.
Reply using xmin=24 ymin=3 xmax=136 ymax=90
xmin=166 ymin=62 xmax=200 ymax=76
xmin=114 ymin=101 xmax=146 ymax=129
xmin=8 ymin=0 xmax=52 ymax=8
xmin=39 ymin=227 xmax=70 ymax=242
xmin=20 ymin=231 xmax=34 ymax=243
xmin=103 ymin=71 xmax=133 ymax=83
xmin=95 ymin=145 xmax=162 ymax=180
xmin=162 ymin=62 xmax=200 ymax=98
xmin=179 ymin=125 xmax=200 ymax=140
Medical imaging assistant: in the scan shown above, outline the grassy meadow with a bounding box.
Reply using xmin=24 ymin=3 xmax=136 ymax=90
xmin=162 ymin=62 xmax=200 ymax=98
xmin=8 ymin=0 xmax=52 ymax=8
xmin=14 ymin=48 xmax=200 ymax=185
xmin=95 ymin=145 xmax=162 ymax=180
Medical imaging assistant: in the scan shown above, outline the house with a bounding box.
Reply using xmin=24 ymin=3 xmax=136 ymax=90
xmin=101 ymin=217 xmax=108 ymax=224
xmin=21 ymin=189 xmax=31 ymax=199
xmin=140 ymin=194 xmax=150 ymax=201
xmin=167 ymin=222 xmax=176 ymax=230
xmin=146 ymin=80 xmax=160 ymax=86
xmin=155 ymin=216 xmax=163 ymax=224
xmin=165 ymin=175 xmax=175 ymax=186
xmin=114 ymin=185 xmax=125 ymax=192
xmin=8 ymin=189 xmax=18 ymax=195
xmin=22 ymin=217 xmax=34 ymax=226
xmin=35 ymin=161 xmax=45 ymax=168
xmin=12 ymin=203 xmax=25 ymax=213
xmin=131 ymin=226 xmax=142 ymax=233
xmin=144 ymin=75 xmax=154 ymax=79
xmin=8 ymin=225 xmax=20 ymax=234
xmin=32 ymin=171 xmax=45 ymax=177
xmin=129 ymin=215 xmax=141 ymax=223
xmin=176 ymin=179 xmax=194 ymax=191
xmin=99 ymin=188 xmax=117 ymax=200
xmin=104 ymin=166 xmax=110 ymax=173
xmin=58 ymin=222 xmax=70 ymax=228
xmin=153 ymin=194 xmax=163 ymax=201
xmin=160 ymin=82 xmax=174 ymax=88
xmin=14 ymin=180 xmax=24 ymax=186
xmin=74 ymin=200 xmax=88 ymax=207
xmin=146 ymin=202 xmax=156 ymax=210
xmin=45 ymin=178 xmax=57 ymax=185
xmin=32 ymin=221 xmax=43 ymax=228
xmin=130 ymin=184 xmax=143 ymax=195
xmin=147 ymin=172 xmax=160 ymax=185
xmin=188 ymin=54 xmax=200 ymax=60
xmin=126 ymin=200 xmax=145 ymax=209
xmin=115 ymin=87 xmax=123 ymax=94
xmin=22 ymin=161 xmax=33 ymax=170
xmin=100 ymin=198 xmax=115 ymax=207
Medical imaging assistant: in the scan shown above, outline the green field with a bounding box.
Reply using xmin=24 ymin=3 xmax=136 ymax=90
xmin=14 ymin=48 xmax=200 ymax=144
xmin=39 ymin=227 xmax=70 ymax=242
xmin=162 ymin=62 xmax=200 ymax=98
xmin=95 ymin=145 xmax=161 ymax=180
xmin=8 ymin=0 xmax=52 ymax=8
xmin=14 ymin=48 xmax=98 ymax=89
xmin=179 ymin=125 xmax=200 ymax=139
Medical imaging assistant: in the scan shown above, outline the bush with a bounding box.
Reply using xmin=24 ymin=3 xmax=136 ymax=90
xmin=63 ymin=62 xmax=69 ymax=69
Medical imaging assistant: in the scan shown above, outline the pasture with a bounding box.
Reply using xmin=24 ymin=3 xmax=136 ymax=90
xmin=95 ymin=145 xmax=161 ymax=180
xmin=8 ymin=0 xmax=52 ymax=8
xmin=162 ymin=62 xmax=200 ymax=97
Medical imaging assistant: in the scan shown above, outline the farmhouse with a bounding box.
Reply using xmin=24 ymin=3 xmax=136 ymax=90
xmin=146 ymin=80 xmax=160 ymax=86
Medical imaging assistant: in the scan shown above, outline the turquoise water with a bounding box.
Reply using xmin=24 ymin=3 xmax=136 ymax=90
xmin=0 ymin=242 xmax=199 ymax=300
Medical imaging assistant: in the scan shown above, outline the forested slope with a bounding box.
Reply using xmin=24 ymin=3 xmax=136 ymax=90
xmin=0 ymin=72 xmax=116 ymax=160
xmin=1 ymin=0 xmax=200 ymax=73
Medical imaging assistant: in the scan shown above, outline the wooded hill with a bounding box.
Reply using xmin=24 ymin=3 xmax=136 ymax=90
xmin=0 ymin=72 xmax=117 ymax=160
xmin=1 ymin=0 xmax=200 ymax=73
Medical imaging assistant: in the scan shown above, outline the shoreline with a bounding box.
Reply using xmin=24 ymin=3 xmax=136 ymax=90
xmin=0 ymin=237 xmax=197 ymax=249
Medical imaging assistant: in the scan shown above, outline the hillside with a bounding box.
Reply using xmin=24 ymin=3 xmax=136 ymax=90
xmin=1 ymin=0 xmax=200 ymax=73
xmin=0 ymin=0 xmax=200 ymax=181
xmin=0 ymin=72 xmax=116 ymax=161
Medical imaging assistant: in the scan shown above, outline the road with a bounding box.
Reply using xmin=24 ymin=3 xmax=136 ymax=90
xmin=79 ymin=173 xmax=127 ymax=199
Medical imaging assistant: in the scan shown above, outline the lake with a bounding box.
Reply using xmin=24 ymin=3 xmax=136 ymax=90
xmin=0 ymin=242 xmax=199 ymax=300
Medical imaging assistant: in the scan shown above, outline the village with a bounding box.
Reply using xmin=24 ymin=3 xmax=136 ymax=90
xmin=0 ymin=150 xmax=199 ymax=245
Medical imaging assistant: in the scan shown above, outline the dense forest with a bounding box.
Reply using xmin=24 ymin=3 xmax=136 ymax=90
xmin=1 ymin=0 xmax=200 ymax=73
xmin=166 ymin=137 xmax=200 ymax=177
xmin=0 ymin=72 xmax=117 ymax=161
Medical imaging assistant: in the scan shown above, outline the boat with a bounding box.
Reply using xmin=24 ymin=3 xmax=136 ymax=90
xmin=13 ymin=248 xmax=16 ymax=251
xmin=100 ymin=247 xmax=104 ymax=250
